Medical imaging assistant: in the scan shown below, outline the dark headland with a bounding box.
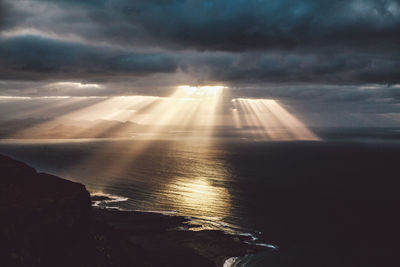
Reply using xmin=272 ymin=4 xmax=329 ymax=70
xmin=0 ymin=154 xmax=266 ymax=267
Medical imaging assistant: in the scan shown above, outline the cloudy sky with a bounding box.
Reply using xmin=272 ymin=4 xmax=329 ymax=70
xmin=0 ymin=0 xmax=400 ymax=126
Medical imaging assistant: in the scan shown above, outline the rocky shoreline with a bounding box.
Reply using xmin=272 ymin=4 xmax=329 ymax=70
xmin=0 ymin=154 xmax=267 ymax=266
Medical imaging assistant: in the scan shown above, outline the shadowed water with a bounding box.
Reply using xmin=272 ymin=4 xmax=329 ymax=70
xmin=1 ymin=134 xmax=400 ymax=266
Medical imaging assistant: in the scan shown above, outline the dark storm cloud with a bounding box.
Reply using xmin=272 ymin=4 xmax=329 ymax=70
xmin=230 ymin=84 xmax=400 ymax=104
xmin=23 ymin=0 xmax=400 ymax=52
xmin=0 ymin=0 xmax=399 ymax=85
xmin=0 ymin=35 xmax=178 ymax=80
xmin=1 ymin=35 xmax=399 ymax=84
xmin=0 ymin=0 xmax=7 ymax=30
xmin=179 ymin=51 xmax=400 ymax=85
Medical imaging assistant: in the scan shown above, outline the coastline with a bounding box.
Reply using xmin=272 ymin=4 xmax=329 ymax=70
xmin=91 ymin=193 xmax=279 ymax=266
xmin=0 ymin=154 xmax=270 ymax=266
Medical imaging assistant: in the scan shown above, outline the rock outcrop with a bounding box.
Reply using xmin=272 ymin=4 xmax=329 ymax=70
xmin=0 ymin=155 xmax=264 ymax=267
xmin=0 ymin=155 xmax=150 ymax=266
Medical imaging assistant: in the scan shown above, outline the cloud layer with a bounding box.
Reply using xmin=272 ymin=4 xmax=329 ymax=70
xmin=0 ymin=0 xmax=399 ymax=85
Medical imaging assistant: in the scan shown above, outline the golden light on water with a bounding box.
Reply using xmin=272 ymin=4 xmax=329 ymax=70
xmin=164 ymin=177 xmax=231 ymax=221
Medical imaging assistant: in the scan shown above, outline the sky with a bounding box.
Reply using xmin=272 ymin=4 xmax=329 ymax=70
xmin=0 ymin=0 xmax=400 ymax=127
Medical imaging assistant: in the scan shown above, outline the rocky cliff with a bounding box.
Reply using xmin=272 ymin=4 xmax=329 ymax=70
xmin=0 ymin=155 xmax=151 ymax=266
xmin=0 ymin=155 xmax=263 ymax=267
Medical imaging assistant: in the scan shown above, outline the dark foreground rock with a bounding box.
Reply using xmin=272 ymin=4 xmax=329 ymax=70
xmin=93 ymin=208 xmax=261 ymax=267
xmin=0 ymin=154 xmax=264 ymax=267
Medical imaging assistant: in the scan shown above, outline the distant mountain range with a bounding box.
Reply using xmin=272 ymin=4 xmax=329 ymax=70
xmin=0 ymin=118 xmax=148 ymax=139
xmin=2 ymin=118 xmax=400 ymax=140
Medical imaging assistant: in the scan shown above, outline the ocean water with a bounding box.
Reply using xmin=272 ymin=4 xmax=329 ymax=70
xmin=1 ymin=136 xmax=400 ymax=266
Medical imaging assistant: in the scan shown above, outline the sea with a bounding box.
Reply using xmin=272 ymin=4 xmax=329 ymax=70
xmin=1 ymin=131 xmax=400 ymax=266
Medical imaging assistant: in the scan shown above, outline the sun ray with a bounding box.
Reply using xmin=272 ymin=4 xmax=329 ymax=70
xmin=233 ymin=98 xmax=319 ymax=141
xmin=7 ymin=86 xmax=319 ymax=190
xmin=236 ymin=99 xmax=266 ymax=140
xmin=70 ymin=85 xmax=226 ymax=182
xmin=261 ymin=99 xmax=319 ymax=140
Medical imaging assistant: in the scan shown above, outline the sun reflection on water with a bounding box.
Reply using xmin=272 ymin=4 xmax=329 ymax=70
xmin=150 ymin=141 xmax=232 ymax=227
xmin=165 ymin=177 xmax=231 ymax=221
